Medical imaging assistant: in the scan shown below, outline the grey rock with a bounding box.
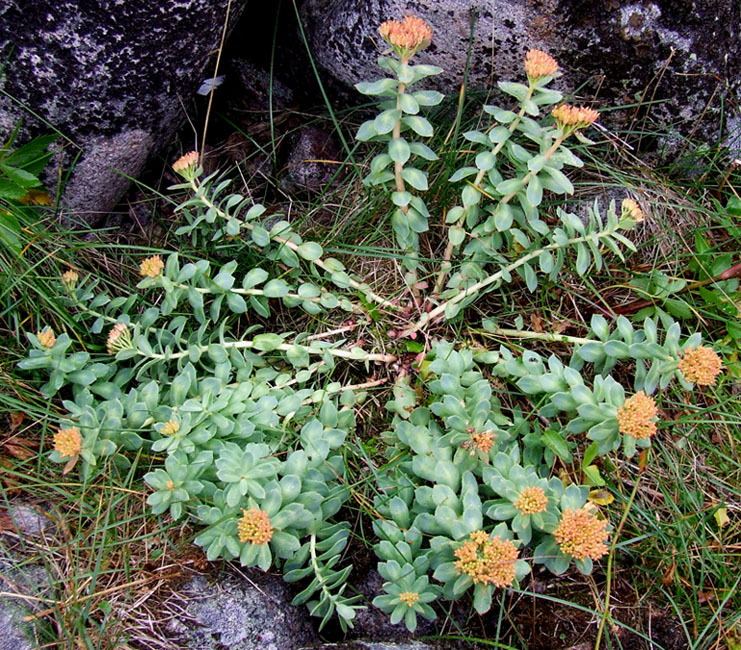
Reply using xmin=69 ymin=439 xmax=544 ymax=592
xmin=0 ymin=550 xmax=51 ymax=650
xmin=299 ymin=0 xmax=740 ymax=141
xmin=5 ymin=503 xmax=52 ymax=537
xmin=0 ymin=0 xmax=248 ymax=224
xmin=165 ymin=571 xmax=319 ymax=649
xmin=281 ymin=125 xmax=341 ymax=193
xmin=308 ymin=641 xmax=440 ymax=650
xmin=232 ymin=59 xmax=295 ymax=111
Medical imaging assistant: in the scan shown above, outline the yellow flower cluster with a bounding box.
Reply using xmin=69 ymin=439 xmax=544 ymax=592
xmin=514 ymin=486 xmax=548 ymax=515
xmin=398 ymin=591 xmax=420 ymax=606
xmin=617 ymin=391 xmax=658 ymax=439
xmin=525 ymin=49 xmax=559 ymax=79
xmin=453 ymin=530 xmax=519 ymax=588
xmin=237 ymin=507 xmax=274 ymax=545
xmin=552 ymin=104 xmax=600 ymax=129
xmin=379 ymin=15 xmax=433 ymax=60
xmin=160 ymin=420 xmax=180 ymax=436
xmin=54 ymin=427 xmax=82 ymax=458
xmin=139 ymin=255 xmax=165 ymax=278
xmin=37 ymin=327 xmax=56 ymax=349
xmin=621 ymin=198 xmax=644 ymax=223
xmin=554 ymin=507 xmax=609 ymax=560
xmin=678 ymin=346 xmax=722 ymax=386
xmin=107 ymin=322 xmax=132 ymax=354
xmin=173 ymin=151 xmax=199 ymax=174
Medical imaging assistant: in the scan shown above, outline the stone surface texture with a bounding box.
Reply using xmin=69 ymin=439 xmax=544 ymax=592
xmin=164 ymin=572 xmax=319 ymax=649
xmin=0 ymin=0 xmax=248 ymax=223
xmin=298 ymin=0 xmax=739 ymax=141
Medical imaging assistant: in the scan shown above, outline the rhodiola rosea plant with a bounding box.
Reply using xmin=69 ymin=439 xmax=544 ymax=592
xmin=19 ymin=15 xmax=725 ymax=634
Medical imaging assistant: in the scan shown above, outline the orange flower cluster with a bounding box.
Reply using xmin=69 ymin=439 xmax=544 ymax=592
xmin=398 ymin=591 xmax=420 ymax=606
xmin=466 ymin=429 xmax=496 ymax=455
xmin=554 ymin=507 xmax=609 ymax=560
xmin=678 ymin=346 xmax=722 ymax=386
xmin=107 ymin=322 xmax=132 ymax=354
xmin=173 ymin=151 xmax=199 ymax=174
xmin=54 ymin=427 xmax=82 ymax=458
xmin=238 ymin=507 xmax=274 ymax=545
xmin=617 ymin=391 xmax=658 ymax=439
xmin=621 ymin=198 xmax=644 ymax=223
xmin=514 ymin=486 xmax=548 ymax=515
xmin=160 ymin=420 xmax=180 ymax=436
xmin=453 ymin=530 xmax=519 ymax=588
xmin=379 ymin=15 xmax=433 ymax=60
xmin=552 ymin=104 xmax=599 ymax=130
xmin=37 ymin=328 xmax=56 ymax=349
xmin=525 ymin=49 xmax=559 ymax=79
xmin=139 ymin=255 xmax=164 ymax=278
xmin=61 ymin=270 xmax=79 ymax=289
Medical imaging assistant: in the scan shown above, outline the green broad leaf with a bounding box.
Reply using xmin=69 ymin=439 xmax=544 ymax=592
xmin=494 ymin=204 xmax=513 ymax=231
xmin=370 ymin=153 xmax=392 ymax=173
xmin=249 ymin=295 xmax=270 ymax=317
xmin=375 ymin=109 xmax=401 ymax=135
xmin=297 ymin=241 xmax=323 ymax=261
xmin=463 ymin=130 xmax=489 ymax=146
xmin=399 ymin=93 xmax=419 ymax=114
xmin=406 ymin=207 xmax=428 ymax=233
xmin=0 ymin=178 xmax=27 ymax=200
xmin=355 ymin=78 xmax=398 ymax=95
xmin=0 ymin=164 xmax=41 ymax=188
xmin=473 ymin=583 xmax=493 ymax=614
xmin=542 ymin=166 xmax=574 ymax=194
xmin=449 ymin=167 xmax=478 ymax=183
xmin=726 ymin=196 xmax=741 ymax=216
xmin=401 ymin=167 xmax=428 ymax=191
xmin=242 ymin=267 xmax=268 ymax=289
xmin=539 ymin=250 xmax=554 ymax=273
xmin=526 ymin=175 xmax=543 ymax=206
xmin=575 ymin=242 xmax=590 ymax=275
xmin=497 ymin=81 xmax=529 ymax=101
xmin=397 ymin=63 xmax=415 ymax=83
xmin=496 ymin=178 xmax=525 ymax=195
xmin=533 ymin=88 xmax=563 ymax=105
xmin=528 ymin=154 xmax=547 ymax=173
xmin=331 ymin=270 xmax=352 ymax=288
xmin=408 ymin=142 xmax=438 ymax=160
xmin=475 ymin=151 xmax=496 ymax=170
xmin=461 ymin=184 xmax=480 ymax=207
xmin=402 ymin=115 xmax=433 ymax=137
xmin=583 ymin=441 xmax=601 ymax=467
xmin=522 ymin=263 xmax=537 ymax=292
xmin=263 ymin=279 xmax=289 ymax=297
xmin=355 ymin=120 xmax=377 ymax=142
xmin=412 ymin=90 xmax=444 ymax=106
xmin=410 ymin=63 xmax=443 ymax=81
xmin=388 ymin=137 xmax=411 ymax=165
xmin=541 ymin=429 xmax=572 ymax=462
xmin=252 ymin=333 xmax=284 ymax=352
xmin=446 ymin=205 xmax=465 ymax=224
xmin=488 ymin=126 xmax=511 ymax=144
xmin=278 ymin=246 xmax=300 ymax=267
xmin=448 ymin=226 xmax=465 ymax=246
xmin=392 ymin=191 xmax=412 ymax=207
xmin=250 ymin=225 xmax=270 ymax=247
xmin=444 ymin=301 xmax=462 ymax=320
xmin=226 ymin=292 xmax=247 ymax=313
